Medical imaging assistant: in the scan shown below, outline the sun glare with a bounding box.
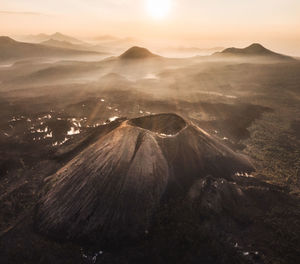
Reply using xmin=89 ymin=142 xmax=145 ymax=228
xmin=146 ymin=0 xmax=172 ymax=19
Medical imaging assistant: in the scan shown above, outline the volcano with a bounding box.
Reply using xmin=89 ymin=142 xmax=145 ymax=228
xmin=35 ymin=113 xmax=254 ymax=244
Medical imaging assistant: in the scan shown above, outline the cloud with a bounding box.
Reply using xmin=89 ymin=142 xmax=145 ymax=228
xmin=0 ymin=10 xmax=45 ymax=16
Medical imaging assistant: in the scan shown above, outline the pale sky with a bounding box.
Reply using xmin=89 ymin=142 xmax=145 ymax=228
xmin=1 ymin=0 xmax=300 ymax=55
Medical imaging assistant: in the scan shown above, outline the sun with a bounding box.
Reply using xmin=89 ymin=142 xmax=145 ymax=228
xmin=146 ymin=0 xmax=172 ymax=19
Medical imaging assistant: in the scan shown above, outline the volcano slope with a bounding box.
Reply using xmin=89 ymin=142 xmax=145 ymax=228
xmin=35 ymin=113 xmax=254 ymax=244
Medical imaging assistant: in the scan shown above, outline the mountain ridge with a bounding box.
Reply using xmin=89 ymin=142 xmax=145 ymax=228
xmin=214 ymin=43 xmax=294 ymax=60
xmin=20 ymin=32 xmax=85 ymax=44
xmin=0 ymin=36 xmax=99 ymax=61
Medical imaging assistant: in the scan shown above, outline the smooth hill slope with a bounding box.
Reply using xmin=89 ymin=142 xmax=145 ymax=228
xmin=0 ymin=36 xmax=100 ymax=61
xmin=214 ymin=43 xmax=294 ymax=61
xmin=119 ymin=46 xmax=160 ymax=60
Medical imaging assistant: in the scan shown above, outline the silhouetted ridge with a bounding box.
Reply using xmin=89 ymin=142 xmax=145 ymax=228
xmin=222 ymin=43 xmax=272 ymax=55
xmin=0 ymin=36 xmax=17 ymax=44
xmin=0 ymin=36 xmax=99 ymax=61
xmin=120 ymin=46 xmax=158 ymax=59
xmin=22 ymin=32 xmax=85 ymax=44
xmin=35 ymin=113 xmax=254 ymax=245
xmin=215 ymin=43 xmax=293 ymax=60
xmin=245 ymin=43 xmax=269 ymax=52
xmin=41 ymin=39 xmax=70 ymax=46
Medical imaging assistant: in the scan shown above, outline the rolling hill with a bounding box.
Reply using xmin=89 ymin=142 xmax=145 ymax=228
xmin=119 ymin=46 xmax=160 ymax=60
xmin=213 ymin=43 xmax=294 ymax=61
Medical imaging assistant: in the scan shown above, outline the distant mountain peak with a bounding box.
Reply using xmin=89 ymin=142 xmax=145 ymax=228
xmin=247 ymin=43 xmax=265 ymax=49
xmin=52 ymin=32 xmax=64 ymax=37
xmin=120 ymin=46 xmax=159 ymax=59
xmin=21 ymin=32 xmax=84 ymax=45
xmin=42 ymin=39 xmax=69 ymax=45
xmin=50 ymin=32 xmax=79 ymax=40
xmin=216 ymin=43 xmax=293 ymax=60
xmin=244 ymin=43 xmax=270 ymax=53
xmin=222 ymin=43 xmax=270 ymax=54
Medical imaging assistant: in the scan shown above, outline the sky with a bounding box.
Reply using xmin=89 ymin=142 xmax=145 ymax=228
xmin=1 ymin=0 xmax=300 ymax=55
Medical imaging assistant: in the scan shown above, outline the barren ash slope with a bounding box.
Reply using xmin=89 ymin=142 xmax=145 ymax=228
xmin=36 ymin=113 xmax=254 ymax=243
xmin=36 ymin=113 xmax=255 ymax=243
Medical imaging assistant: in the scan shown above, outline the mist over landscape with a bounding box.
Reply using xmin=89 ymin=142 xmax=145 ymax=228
xmin=0 ymin=1 xmax=300 ymax=264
